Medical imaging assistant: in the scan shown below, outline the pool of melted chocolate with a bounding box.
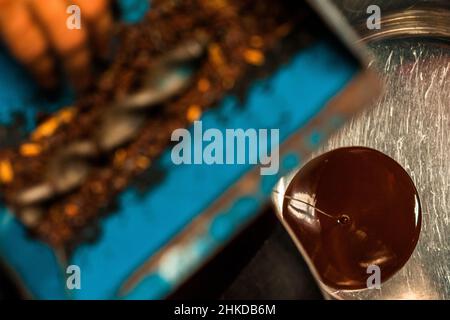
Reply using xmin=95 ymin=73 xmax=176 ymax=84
xmin=282 ymin=147 xmax=421 ymax=290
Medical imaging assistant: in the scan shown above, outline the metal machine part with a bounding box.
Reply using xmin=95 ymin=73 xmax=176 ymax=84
xmin=14 ymin=38 xmax=205 ymax=216
xmin=274 ymin=1 xmax=450 ymax=299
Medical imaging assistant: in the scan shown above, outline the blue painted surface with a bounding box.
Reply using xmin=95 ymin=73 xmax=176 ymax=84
xmin=0 ymin=40 xmax=357 ymax=299
xmin=0 ymin=48 xmax=74 ymax=131
xmin=121 ymin=274 xmax=171 ymax=300
xmin=117 ymin=0 xmax=151 ymax=24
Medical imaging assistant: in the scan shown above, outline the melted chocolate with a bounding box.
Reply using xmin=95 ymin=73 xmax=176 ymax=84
xmin=282 ymin=147 xmax=421 ymax=290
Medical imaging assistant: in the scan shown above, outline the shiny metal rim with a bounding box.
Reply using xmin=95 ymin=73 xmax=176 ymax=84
xmin=356 ymin=8 xmax=450 ymax=43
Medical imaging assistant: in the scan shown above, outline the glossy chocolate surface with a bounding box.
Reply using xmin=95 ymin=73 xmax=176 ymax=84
xmin=283 ymin=147 xmax=421 ymax=290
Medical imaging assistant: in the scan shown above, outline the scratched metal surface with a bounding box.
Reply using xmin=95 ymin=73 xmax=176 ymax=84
xmin=317 ymin=37 xmax=450 ymax=300
xmin=324 ymin=1 xmax=450 ymax=300
xmin=274 ymin=3 xmax=450 ymax=299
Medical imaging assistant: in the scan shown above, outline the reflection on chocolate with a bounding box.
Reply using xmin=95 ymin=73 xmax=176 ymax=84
xmin=282 ymin=147 xmax=421 ymax=290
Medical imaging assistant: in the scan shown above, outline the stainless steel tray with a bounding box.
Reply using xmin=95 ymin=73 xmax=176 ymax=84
xmin=274 ymin=1 xmax=450 ymax=300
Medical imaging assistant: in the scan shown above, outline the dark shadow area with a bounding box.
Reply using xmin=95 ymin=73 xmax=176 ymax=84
xmin=169 ymin=209 xmax=323 ymax=300
xmin=0 ymin=263 xmax=21 ymax=300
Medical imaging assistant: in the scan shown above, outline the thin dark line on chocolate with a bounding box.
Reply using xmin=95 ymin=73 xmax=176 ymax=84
xmin=272 ymin=189 xmax=339 ymax=221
